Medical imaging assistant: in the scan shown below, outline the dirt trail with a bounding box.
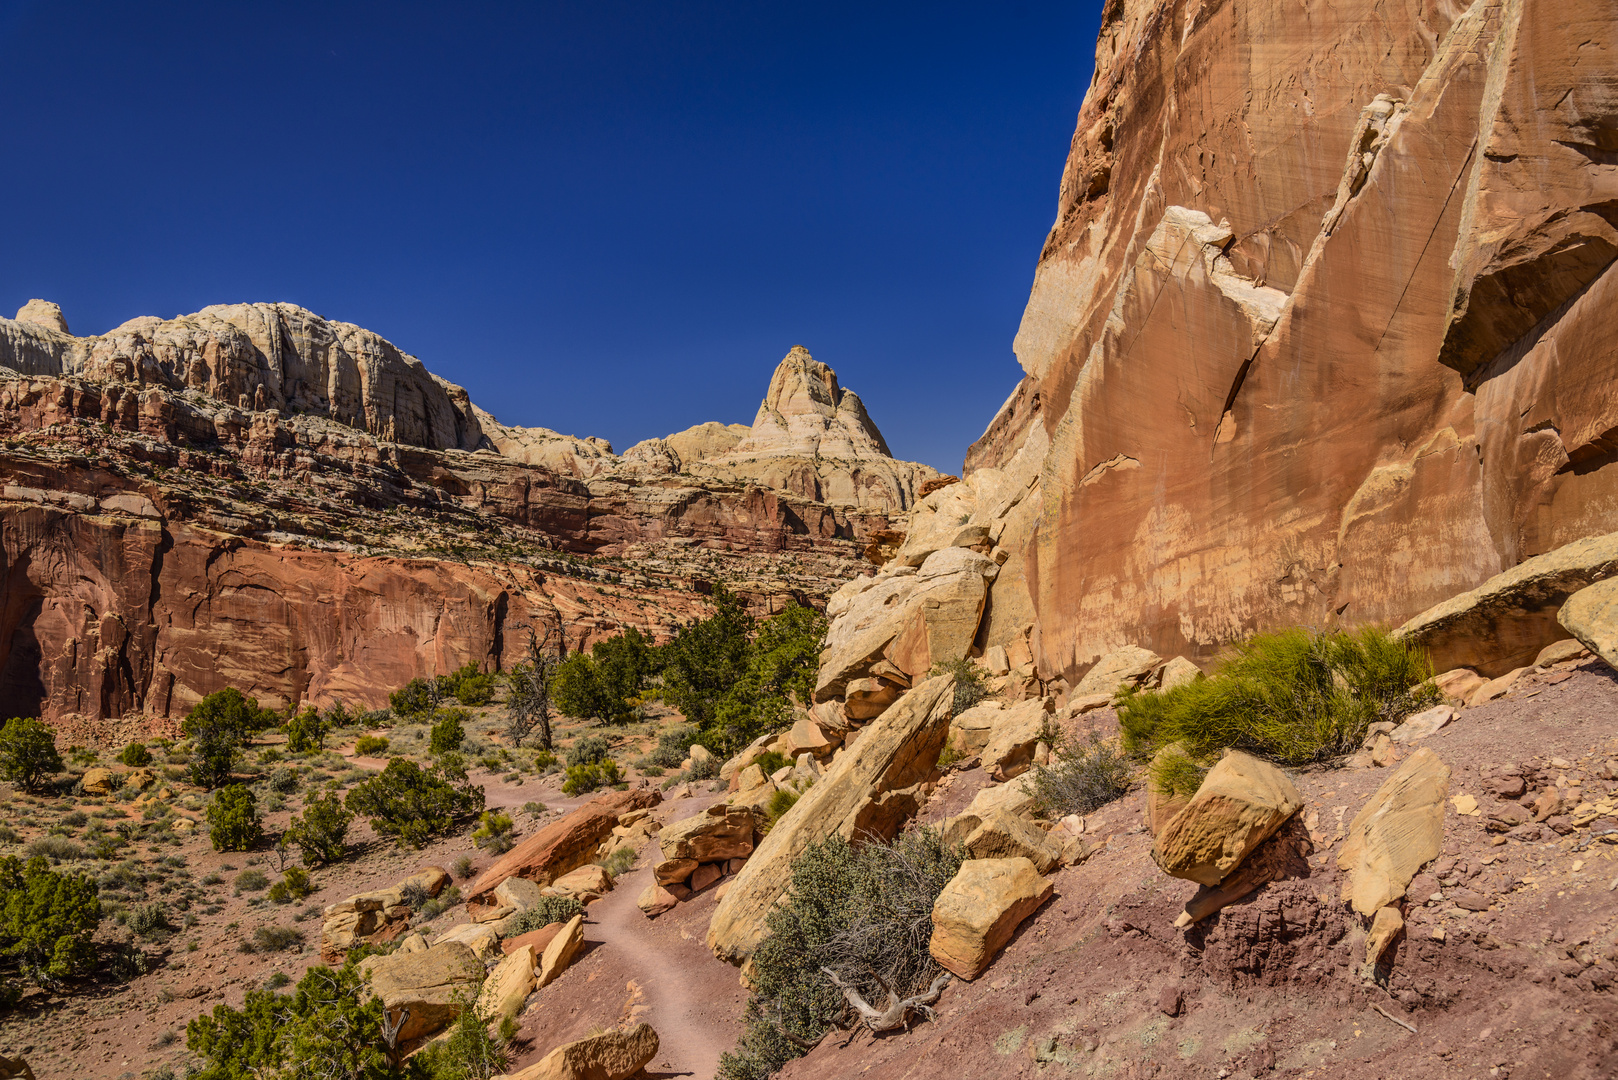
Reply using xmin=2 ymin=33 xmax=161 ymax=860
xmin=507 ymin=789 xmax=749 ymax=1080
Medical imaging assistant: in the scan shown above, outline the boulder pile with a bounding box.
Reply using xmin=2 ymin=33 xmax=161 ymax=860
xmin=319 ymin=866 xmax=450 ymax=962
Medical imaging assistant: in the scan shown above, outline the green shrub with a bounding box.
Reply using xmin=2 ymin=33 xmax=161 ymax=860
xmin=413 ymin=987 xmax=514 ymax=1079
xmin=649 ymin=723 xmax=700 ymax=768
xmin=532 ymin=750 xmax=558 ymax=771
xmin=267 ymin=766 xmax=300 ymax=794
xmin=502 ymin=895 xmax=584 ymax=936
xmin=428 ymin=709 xmax=468 ymax=756
xmin=0 ymin=717 xmax=63 ymax=792
xmin=451 ymin=854 xmax=475 ymax=880
xmin=762 ymin=787 xmax=800 ymax=833
xmin=0 ymin=855 xmax=101 ymax=988
xmin=344 ymin=757 xmax=484 ymax=849
xmin=127 ymin=901 xmax=171 ymax=940
xmin=234 ymin=869 xmax=270 ymax=893
xmin=471 ymin=811 xmax=516 ymax=854
xmin=1118 ymin=626 xmax=1438 ymax=767
xmin=929 ymin=658 xmax=986 ymax=717
xmin=206 ymin=785 xmax=263 ymax=852
xmin=353 ymin=735 xmax=390 ymax=756
xmin=26 ymin=835 xmax=86 ymax=861
xmin=718 ymin=828 xmax=961 ymax=1080
xmin=1029 ymin=733 xmax=1135 ymax=817
xmin=1148 ymin=743 xmax=1209 ymax=801
xmin=282 ymin=707 xmax=326 ymax=754
xmin=389 ymin=677 xmax=439 ymax=721
xmin=561 ymin=759 xmax=622 ymax=796
xmin=442 ymin=662 xmax=496 ymax=707
xmin=597 ymin=846 xmax=634 ymax=878
xmin=183 ymin=689 xmax=276 ymax=790
xmin=285 ymin=790 xmax=354 ymax=866
xmin=752 ymin=750 xmax=790 ymax=777
xmin=117 ymin=742 xmax=153 ymax=767
xmin=565 ymin=734 xmax=611 ymax=768
xmin=188 ymin=961 xmax=393 ymax=1076
xmin=247 ymin=924 xmax=302 ymax=952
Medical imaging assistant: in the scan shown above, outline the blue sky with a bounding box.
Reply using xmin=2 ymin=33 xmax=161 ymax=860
xmin=0 ymin=2 xmax=1102 ymax=471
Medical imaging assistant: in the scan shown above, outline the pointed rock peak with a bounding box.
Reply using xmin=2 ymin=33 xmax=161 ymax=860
xmin=760 ymin=345 xmax=843 ymax=420
xmin=14 ymin=299 xmax=69 ymax=335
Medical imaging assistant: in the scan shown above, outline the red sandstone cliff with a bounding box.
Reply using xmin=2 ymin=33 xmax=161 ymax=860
xmin=959 ymin=0 xmax=1618 ymax=683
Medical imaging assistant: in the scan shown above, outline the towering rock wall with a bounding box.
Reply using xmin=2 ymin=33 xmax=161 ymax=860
xmin=964 ymin=0 xmax=1618 ymax=684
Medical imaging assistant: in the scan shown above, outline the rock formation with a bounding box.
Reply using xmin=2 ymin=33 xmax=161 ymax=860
xmin=0 ymin=305 xmax=932 ymax=724
xmin=917 ymin=0 xmax=1618 ymax=689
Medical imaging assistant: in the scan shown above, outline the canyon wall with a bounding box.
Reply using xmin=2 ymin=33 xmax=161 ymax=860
xmin=959 ymin=0 xmax=1618 ymax=683
xmin=0 ymin=309 xmax=933 ymax=727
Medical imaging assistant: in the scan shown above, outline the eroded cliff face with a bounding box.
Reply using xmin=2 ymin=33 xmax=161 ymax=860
xmin=0 ymin=310 xmax=931 ymax=727
xmin=965 ymin=0 xmax=1618 ymax=684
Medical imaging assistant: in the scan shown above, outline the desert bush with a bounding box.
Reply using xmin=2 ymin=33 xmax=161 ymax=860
xmin=565 ymin=734 xmax=611 ymax=768
xmin=429 ymin=709 xmax=468 ymax=756
xmin=235 ymin=869 xmax=270 ymax=893
xmin=183 ymin=688 xmax=276 ymax=789
xmin=284 ymin=790 xmax=353 ymax=866
xmin=390 ymin=677 xmax=440 ymax=721
xmin=532 ymin=749 xmax=559 ymax=772
xmin=761 ymin=788 xmax=800 ymax=834
xmin=1118 ymin=626 xmax=1438 ymax=767
xmin=649 ymin=723 xmax=699 ymax=769
xmin=282 ymin=707 xmax=326 ymax=754
xmin=451 ymin=854 xmax=475 ymax=880
xmin=26 ymin=835 xmax=86 ymax=861
xmin=443 ymin=662 xmax=496 ymax=707
xmin=596 ymin=846 xmax=635 ymax=878
xmin=561 ymin=759 xmax=622 ymax=796
xmin=266 ymin=766 xmax=301 ymax=795
xmin=414 ymin=986 xmax=515 ymax=1080
xmin=1029 ymin=733 xmax=1135 ymax=817
xmin=344 ymin=757 xmax=484 ymax=849
xmin=0 ymin=717 xmax=63 ymax=792
xmin=752 ymin=750 xmax=791 ymax=777
xmin=471 ymin=811 xmax=516 ymax=854
xmin=248 ymin=924 xmax=302 ymax=952
xmin=267 ymin=867 xmax=313 ymax=904
xmin=187 ymin=963 xmax=395 ymax=1078
xmin=354 ymin=735 xmax=390 ymax=756
xmin=117 ymin=742 xmax=153 ymax=767
xmin=718 ymin=828 xmax=961 ymax=1080
xmin=0 ymin=854 xmax=102 ymax=991
xmin=127 ymin=901 xmax=171 ymax=940
xmin=929 ymin=658 xmax=986 ymax=718
xmin=502 ymin=895 xmax=584 ymax=936
xmin=206 ymin=785 xmax=263 ymax=852
xmin=0 ymin=826 xmax=17 ymax=844
xmin=1147 ymin=743 xmax=1210 ymax=802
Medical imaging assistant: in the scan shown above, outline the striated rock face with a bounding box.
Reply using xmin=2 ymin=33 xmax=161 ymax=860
xmin=0 ymin=305 xmax=933 ymax=724
xmin=955 ymin=0 xmax=1618 ymax=685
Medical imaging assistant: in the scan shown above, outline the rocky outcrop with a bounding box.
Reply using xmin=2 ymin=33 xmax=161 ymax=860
xmin=497 ymin=1022 xmax=659 ymax=1080
xmin=943 ymin=0 xmax=1618 ymax=686
xmin=465 ymin=789 xmax=658 ymax=913
xmin=320 ymin=867 xmax=449 ymax=962
xmin=0 ymin=308 xmax=931 ymax=723
xmin=359 ymin=940 xmax=484 ymax=1043
xmin=708 ymin=675 xmax=956 ymax=962
xmin=1338 ymin=747 xmax=1451 ymax=916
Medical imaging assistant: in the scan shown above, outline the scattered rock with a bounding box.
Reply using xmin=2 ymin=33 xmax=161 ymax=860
xmin=361 ymin=940 xmax=484 ymax=1043
xmin=502 ymin=923 xmax=565 ymax=956
xmin=690 ymin=862 xmax=722 ymax=892
xmin=1364 ymin=905 xmax=1404 ymax=969
xmin=1432 ymin=668 xmax=1487 ymax=706
xmin=1157 ymin=656 xmax=1203 ymax=692
xmin=654 ymin=858 xmax=699 ymax=885
xmin=1468 ymin=666 xmax=1530 ymax=707
xmin=637 ymin=884 xmax=678 ymax=917
xmin=1152 ymin=752 xmax=1302 ymax=887
xmin=1157 ymin=985 xmax=1184 ymax=1016
xmin=495 ymin=1021 xmax=659 ymax=1080
xmin=844 ymin=677 xmax=903 ymax=720
xmin=659 ymin=804 xmax=758 ymax=863
xmin=466 ymin=789 xmax=659 ymax=914
xmin=434 ymin=922 xmax=502 ymax=961
xmin=1337 ymin=747 xmax=1451 ymax=916
xmin=928 ymin=857 xmax=1053 ymax=980
xmin=80 ymin=767 xmax=114 ymax=795
xmin=1535 ymin=638 xmax=1591 ymax=667
xmin=978 ymin=697 xmax=1052 ymax=781
xmin=948 ymin=701 xmax=1004 ymax=756
xmin=550 ymin=864 xmax=614 ymax=899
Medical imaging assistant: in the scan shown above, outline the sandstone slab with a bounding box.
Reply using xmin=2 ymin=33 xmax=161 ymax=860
xmin=1152 ymin=752 xmax=1301 ymax=887
xmin=1073 ymin=646 xmax=1161 ymax=698
xmin=962 ymin=809 xmax=1063 ymax=874
xmin=658 ymin=804 xmax=756 ymax=863
xmin=496 ymin=1022 xmax=659 ymax=1080
xmin=477 ymin=944 xmax=537 ymax=1022
xmin=928 ymin=858 xmax=1052 ymax=980
xmin=537 ymin=914 xmax=584 ymax=988
xmin=1338 ymin=747 xmax=1451 ymax=916
xmin=362 ymin=940 xmax=483 ymax=1043
xmin=978 ymin=697 xmax=1051 ymax=781
xmin=465 ymin=789 xmax=658 ymax=913
xmin=1559 ymin=578 xmax=1618 ymax=669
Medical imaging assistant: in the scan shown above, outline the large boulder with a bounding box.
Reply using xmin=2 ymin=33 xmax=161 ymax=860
xmin=978 ymin=697 xmax=1052 ymax=781
xmin=948 ymin=700 xmax=1003 ymax=756
xmin=80 ymin=768 xmax=115 ymax=796
xmin=1072 ymin=645 xmax=1162 ymax=698
xmin=1337 ymin=747 xmax=1451 ymax=916
xmin=495 ymin=1022 xmax=659 ymax=1080
xmin=814 ymin=549 xmax=994 ymax=700
xmin=477 ymin=944 xmax=537 ymax=1022
xmin=1558 ymin=577 xmax=1618 ymax=668
xmin=549 ymin=864 xmax=614 ymax=900
xmin=708 ymin=675 xmax=956 ymax=962
xmin=658 ymin=804 xmax=757 ymax=863
xmin=536 ymin=914 xmax=584 ymax=988
xmin=465 ymin=789 xmax=659 ymax=914
xmin=1151 ymin=752 xmax=1301 ymax=887
xmin=928 ymin=858 xmax=1052 ymax=980
xmin=433 ymin=922 xmax=501 ymax=960
xmin=961 ymin=809 xmax=1063 ymax=874
xmin=843 ymin=677 xmax=903 ymax=720
xmin=1398 ymin=531 xmax=1618 ymax=676
xmin=361 ymin=940 xmax=484 ymax=1043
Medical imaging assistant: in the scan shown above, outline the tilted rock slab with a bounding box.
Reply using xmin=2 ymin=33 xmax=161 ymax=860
xmin=1399 ymin=532 xmax=1618 ymax=677
xmin=1072 ymin=645 xmax=1162 ymax=699
xmin=465 ymin=789 xmax=659 ymax=914
xmin=1152 ymin=752 xmax=1301 ymax=887
xmin=477 ymin=944 xmax=537 ymax=1022
xmin=496 ymin=1021 xmax=659 ymax=1080
xmin=1338 ymin=747 xmax=1451 ymax=916
xmin=360 ymin=940 xmax=484 ymax=1043
xmin=1558 ymin=577 xmax=1618 ymax=669
xmin=536 ymin=914 xmax=584 ymax=989
xmin=929 ymin=857 xmax=1053 ymax=980
xmin=707 ymin=675 xmax=956 ymax=963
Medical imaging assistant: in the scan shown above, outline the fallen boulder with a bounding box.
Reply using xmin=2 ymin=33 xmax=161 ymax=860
xmin=1559 ymin=577 xmax=1618 ymax=668
xmin=1390 ymin=704 xmax=1454 ymax=744
xmin=1338 ymin=747 xmax=1451 ymax=916
xmin=658 ymin=804 xmax=757 ymax=863
xmin=709 ymin=675 xmax=956 ymax=962
xmin=433 ymin=922 xmax=501 ymax=960
xmin=495 ymin=1022 xmax=659 ymax=1080
xmin=947 ymin=700 xmax=1003 ymax=756
xmin=361 ymin=940 xmax=483 ymax=1043
xmin=844 ymin=677 xmax=903 ymax=720
xmin=978 ymin=697 xmax=1051 ymax=781
xmin=928 ymin=857 xmax=1052 ymax=980
xmin=478 ymin=944 xmax=537 ymax=1022
xmin=637 ymin=884 xmax=678 ymax=917
xmin=80 ymin=768 xmax=114 ymax=796
xmin=1396 ymin=530 xmax=1618 ymax=676
xmin=465 ymin=789 xmax=659 ymax=915
xmin=1157 ymin=656 xmax=1203 ymax=692
xmin=548 ymin=864 xmax=613 ymax=900
xmin=962 ymin=809 xmax=1063 ymax=874
xmin=1152 ymin=752 xmax=1301 ymax=887
xmin=1072 ymin=645 xmax=1161 ymax=698
xmin=502 ymin=923 xmax=565 ymax=956
xmin=537 ymin=914 xmax=584 ymax=988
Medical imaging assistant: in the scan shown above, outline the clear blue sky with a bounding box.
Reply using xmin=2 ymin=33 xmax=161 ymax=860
xmin=0 ymin=2 xmax=1101 ymax=472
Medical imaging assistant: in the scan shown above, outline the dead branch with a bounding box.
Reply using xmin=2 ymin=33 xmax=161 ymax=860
xmin=820 ymin=968 xmax=952 ymax=1034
